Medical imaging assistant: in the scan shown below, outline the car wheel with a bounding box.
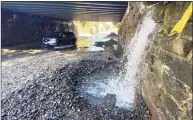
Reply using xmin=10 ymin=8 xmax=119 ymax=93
xmin=41 ymin=46 xmax=48 ymax=50
xmin=72 ymin=38 xmax=76 ymax=45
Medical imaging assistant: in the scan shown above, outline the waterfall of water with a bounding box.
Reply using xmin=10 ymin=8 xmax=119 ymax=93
xmin=85 ymin=11 xmax=156 ymax=108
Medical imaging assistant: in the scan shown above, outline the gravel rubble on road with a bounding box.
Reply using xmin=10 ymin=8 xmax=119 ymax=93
xmin=2 ymin=48 xmax=150 ymax=120
xmin=1 ymin=49 xmax=117 ymax=99
xmin=2 ymin=59 xmax=149 ymax=120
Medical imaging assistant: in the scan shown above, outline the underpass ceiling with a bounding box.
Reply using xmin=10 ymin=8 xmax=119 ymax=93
xmin=1 ymin=1 xmax=128 ymax=22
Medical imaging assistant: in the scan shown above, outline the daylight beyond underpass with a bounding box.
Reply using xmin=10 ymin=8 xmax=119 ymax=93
xmin=1 ymin=1 xmax=192 ymax=120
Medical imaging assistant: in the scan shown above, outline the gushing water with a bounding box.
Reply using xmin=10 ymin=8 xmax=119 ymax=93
xmin=83 ymin=12 xmax=156 ymax=108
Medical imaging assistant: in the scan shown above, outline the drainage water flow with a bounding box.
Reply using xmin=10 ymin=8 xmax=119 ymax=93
xmin=81 ymin=12 xmax=156 ymax=109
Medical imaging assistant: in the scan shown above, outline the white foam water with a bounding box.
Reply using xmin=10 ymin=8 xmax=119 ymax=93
xmin=85 ymin=11 xmax=156 ymax=108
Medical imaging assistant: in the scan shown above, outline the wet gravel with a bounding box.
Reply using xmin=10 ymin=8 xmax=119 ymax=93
xmin=1 ymin=49 xmax=117 ymax=99
xmin=2 ymin=59 xmax=150 ymax=120
xmin=2 ymin=44 xmax=151 ymax=120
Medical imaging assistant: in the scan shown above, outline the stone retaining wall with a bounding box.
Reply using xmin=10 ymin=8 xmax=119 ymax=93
xmin=118 ymin=2 xmax=192 ymax=120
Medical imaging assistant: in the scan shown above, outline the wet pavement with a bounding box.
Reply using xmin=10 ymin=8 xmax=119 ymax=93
xmin=77 ymin=33 xmax=118 ymax=52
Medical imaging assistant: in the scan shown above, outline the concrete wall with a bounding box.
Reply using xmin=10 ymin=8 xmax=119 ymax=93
xmin=1 ymin=10 xmax=73 ymax=47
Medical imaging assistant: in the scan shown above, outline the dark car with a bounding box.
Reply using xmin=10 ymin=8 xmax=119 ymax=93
xmin=41 ymin=32 xmax=77 ymax=49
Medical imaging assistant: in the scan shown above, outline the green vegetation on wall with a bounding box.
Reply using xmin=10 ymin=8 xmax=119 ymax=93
xmin=73 ymin=21 xmax=120 ymax=35
xmin=168 ymin=2 xmax=192 ymax=37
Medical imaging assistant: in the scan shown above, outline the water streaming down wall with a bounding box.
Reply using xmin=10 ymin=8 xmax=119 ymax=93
xmin=85 ymin=11 xmax=156 ymax=108
xmin=116 ymin=2 xmax=192 ymax=119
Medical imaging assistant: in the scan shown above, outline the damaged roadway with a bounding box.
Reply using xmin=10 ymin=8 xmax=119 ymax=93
xmin=2 ymin=46 xmax=150 ymax=120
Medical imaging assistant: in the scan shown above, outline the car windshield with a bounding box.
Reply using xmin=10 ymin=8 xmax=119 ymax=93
xmin=66 ymin=32 xmax=74 ymax=36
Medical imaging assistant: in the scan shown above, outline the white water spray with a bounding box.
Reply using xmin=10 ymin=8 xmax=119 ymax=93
xmin=85 ymin=11 xmax=156 ymax=108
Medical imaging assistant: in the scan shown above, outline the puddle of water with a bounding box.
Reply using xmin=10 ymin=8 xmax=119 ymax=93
xmin=78 ymin=70 xmax=122 ymax=106
xmin=76 ymin=33 xmax=115 ymax=52
xmin=78 ymin=69 xmax=134 ymax=109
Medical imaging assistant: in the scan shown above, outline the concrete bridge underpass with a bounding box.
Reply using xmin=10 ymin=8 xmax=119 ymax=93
xmin=1 ymin=1 xmax=128 ymax=22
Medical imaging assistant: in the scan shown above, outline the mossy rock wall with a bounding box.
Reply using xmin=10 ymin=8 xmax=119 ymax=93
xmin=143 ymin=2 xmax=192 ymax=120
xmin=118 ymin=2 xmax=147 ymax=51
xmin=118 ymin=2 xmax=192 ymax=120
